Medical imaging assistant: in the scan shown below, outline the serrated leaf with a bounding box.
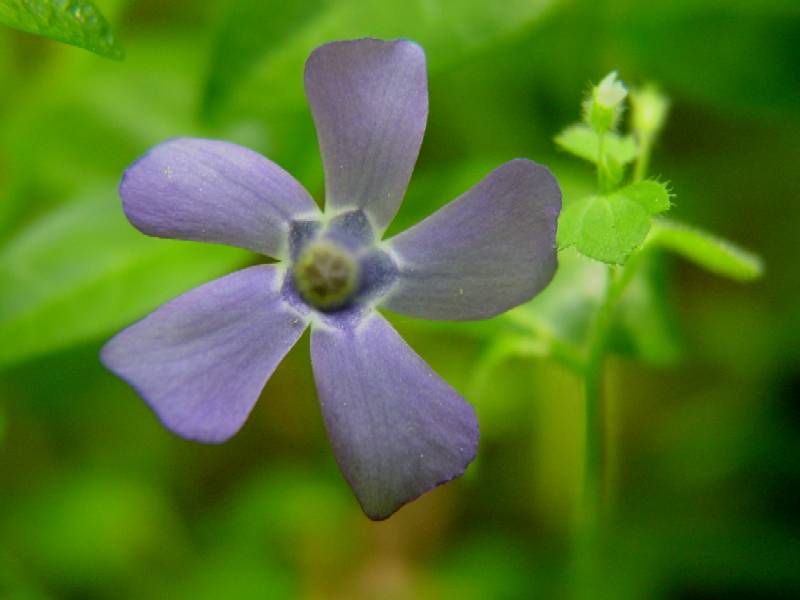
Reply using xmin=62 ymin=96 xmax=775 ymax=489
xmin=618 ymin=179 xmax=672 ymax=213
xmin=203 ymin=0 xmax=557 ymax=118
xmin=558 ymin=195 xmax=649 ymax=264
xmin=648 ymin=218 xmax=763 ymax=281
xmin=554 ymin=123 xmax=638 ymax=166
xmin=0 ymin=188 xmax=249 ymax=369
xmin=558 ymin=180 xmax=671 ymax=264
xmin=0 ymin=0 xmax=123 ymax=60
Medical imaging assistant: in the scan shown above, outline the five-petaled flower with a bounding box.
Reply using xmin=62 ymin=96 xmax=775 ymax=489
xmin=102 ymin=38 xmax=561 ymax=520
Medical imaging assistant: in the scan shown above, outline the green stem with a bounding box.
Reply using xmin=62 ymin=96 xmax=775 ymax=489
xmin=633 ymin=134 xmax=652 ymax=182
xmin=569 ymin=265 xmax=617 ymax=597
xmin=581 ymin=265 xmax=616 ymax=528
xmin=596 ymin=132 xmax=608 ymax=192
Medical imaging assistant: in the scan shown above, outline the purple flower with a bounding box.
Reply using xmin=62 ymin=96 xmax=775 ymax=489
xmin=101 ymin=38 xmax=561 ymax=520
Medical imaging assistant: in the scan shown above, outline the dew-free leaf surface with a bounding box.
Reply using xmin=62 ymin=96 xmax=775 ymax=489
xmin=0 ymin=0 xmax=123 ymax=59
xmin=203 ymin=0 xmax=558 ymax=117
xmin=0 ymin=189 xmax=248 ymax=368
xmin=555 ymin=124 xmax=638 ymax=167
xmin=557 ymin=180 xmax=671 ymax=264
xmin=649 ymin=218 xmax=763 ymax=281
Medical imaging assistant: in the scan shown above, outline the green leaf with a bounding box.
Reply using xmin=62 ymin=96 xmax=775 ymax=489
xmin=610 ymin=252 xmax=683 ymax=365
xmin=648 ymin=218 xmax=764 ymax=281
xmin=203 ymin=0 xmax=558 ymax=118
xmin=619 ymin=179 xmax=672 ymax=213
xmin=202 ymin=0 xmax=326 ymax=118
xmin=0 ymin=34 xmax=205 ymax=239
xmin=558 ymin=180 xmax=671 ymax=264
xmin=0 ymin=187 xmax=249 ymax=369
xmin=558 ymin=195 xmax=650 ymax=264
xmin=554 ymin=124 xmax=638 ymax=166
xmin=0 ymin=0 xmax=124 ymax=60
xmin=505 ymin=248 xmax=682 ymax=368
xmin=6 ymin=476 xmax=176 ymax=586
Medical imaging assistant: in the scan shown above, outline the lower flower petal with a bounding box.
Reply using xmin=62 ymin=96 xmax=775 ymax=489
xmin=310 ymin=312 xmax=478 ymax=520
xmin=101 ymin=265 xmax=307 ymax=443
xmin=381 ymin=159 xmax=561 ymax=320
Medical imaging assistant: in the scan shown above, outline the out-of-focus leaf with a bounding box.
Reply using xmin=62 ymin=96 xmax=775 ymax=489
xmin=610 ymin=252 xmax=683 ymax=365
xmin=648 ymin=218 xmax=763 ymax=281
xmin=558 ymin=180 xmax=671 ymax=264
xmin=424 ymin=534 xmax=541 ymax=598
xmin=555 ymin=123 xmax=638 ymax=166
xmin=506 ymin=248 xmax=605 ymax=350
xmin=0 ymin=187 xmax=248 ymax=369
xmin=214 ymin=468 xmax=354 ymax=549
xmin=0 ymin=550 xmax=50 ymax=600
xmin=162 ymin=551 xmax=297 ymax=600
xmin=0 ymin=34 xmax=203 ymax=239
xmin=2 ymin=476 xmax=178 ymax=588
xmin=505 ymin=247 xmax=681 ymax=367
xmin=202 ymin=0 xmax=327 ymax=118
xmin=0 ymin=0 xmax=123 ymax=59
xmin=205 ymin=0 xmax=558 ymax=118
xmin=618 ymin=9 xmax=800 ymax=119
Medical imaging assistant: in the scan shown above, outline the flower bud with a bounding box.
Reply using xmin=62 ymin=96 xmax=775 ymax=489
xmin=630 ymin=84 xmax=669 ymax=139
xmin=583 ymin=71 xmax=628 ymax=134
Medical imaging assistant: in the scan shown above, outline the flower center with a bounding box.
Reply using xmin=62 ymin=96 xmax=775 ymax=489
xmin=293 ymin=240 xmax=359 ymax=310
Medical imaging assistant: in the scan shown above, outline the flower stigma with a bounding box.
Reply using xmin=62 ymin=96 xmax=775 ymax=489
xmin=293 ymin=239 xmax=360 ymax=310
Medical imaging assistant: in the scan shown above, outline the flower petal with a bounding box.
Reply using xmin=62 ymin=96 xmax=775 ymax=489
xmin=310 ymin=312 xmax=478 ymax=520
xmin=120 ymin=138 xmax=320 ymax=258
xmin=304 ymin=38 xmax=428 ymax=233
xmin=101 ymin=265 xmax=307 ymax=443
xmin=381 ymin=159 xmax=561 ymax=320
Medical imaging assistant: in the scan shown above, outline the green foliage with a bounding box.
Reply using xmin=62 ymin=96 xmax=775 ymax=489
xmin=4 ymin=475 xmax=177 ymax=587
xmin=203 ymin=0 xmax=557 ymax=117
xmin=0 ymin=0 xmax=123 ymax=59
xmin=502 ymin=247 xmax=681 ymax=369
xmin=555 ymin=73 xmax=674 ymax=264
xmin=610 ymin=252 xmax=683 ymax=365
xmin=0 ymin=3 xmax=793 ymax=599
xmin=555 ymin=124 xmax=637 ymax=167
xmin=630 ymin=84 xmax=669 ymax=139
xmin=0 ymin=189 xmax=247 ymax=368
xmin=203 ymin=0 xmax=326 ymax=117
xmin=557 ymin=180 xmax=671 ymax=264
xmin=583 ymin=71 xmax=627 ymax=134
xmin=649 ymin=218 xmax=764 ymax=281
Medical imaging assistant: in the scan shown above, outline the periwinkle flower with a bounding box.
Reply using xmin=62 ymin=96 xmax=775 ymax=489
xmin=102 ymin=38 xmax=561 ymax=519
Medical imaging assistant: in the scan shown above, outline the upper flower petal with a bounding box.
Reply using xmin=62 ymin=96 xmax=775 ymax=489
xmin=120 ymin=138 xmax=320 ymax=258
xmin=101 ymin=265 xmax=308 ymax=443
xmin=304 ymin=38 xmax=428 ymax=234
xmin=310 ymin=312 xmax=478 ymax=520
xmin=380 ymin=159 xmax=561 ymax=320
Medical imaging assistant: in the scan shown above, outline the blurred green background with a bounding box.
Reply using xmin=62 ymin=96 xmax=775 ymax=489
xmin=1 ymin=0 xmax=799 ymax=598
